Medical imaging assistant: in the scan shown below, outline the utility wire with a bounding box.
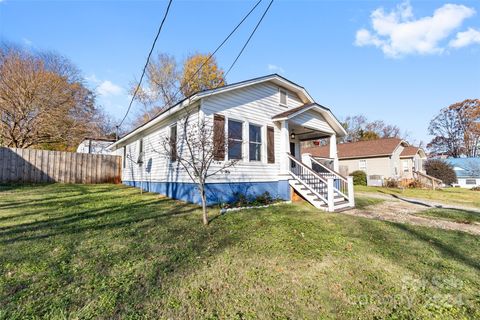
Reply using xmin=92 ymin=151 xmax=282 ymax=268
xmin=224 ymin=0 xmax=274 ymax=78
xmin=117 ymin=0 xmax=173 ymax=135
xmin=170 ymin=0 xmax=262 ymax=102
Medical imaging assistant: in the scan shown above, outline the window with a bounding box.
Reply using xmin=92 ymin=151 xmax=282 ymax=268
xmin=213 ymin=114 xmax=225 ymax=160
xmin=402 ymin=160 xmax=409 ymax=173
xmin=279 ymin=88 xmax=287 ymax=106
xmin=123 ymin=146 xmax=126 ymax=168
xmin=228 ymin=119 xmax=243 ymax=160
xmin=359 ymin=159 xmax=366 ymax=171
xmin=249 ymin=124 xmax=262 ymax=161
xmin=267 ymin=126 xmax=275 ymax=163
xmin=170 ymin=124 xmax=177 ymax=161
xmin=466 ymin=179 xmax=477 ymax=185
xmin=137 ymin=139 xmax=144 ymax=164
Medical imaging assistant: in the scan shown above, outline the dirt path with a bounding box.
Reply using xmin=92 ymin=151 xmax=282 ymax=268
xmin=343 ymin=199 xmax=480 ymax=236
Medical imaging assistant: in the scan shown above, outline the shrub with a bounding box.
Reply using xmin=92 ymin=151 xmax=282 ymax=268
xmin=384 ymin=178 xmax=399 ymax=188
xmin=424 ymin=159 xmax=457 ymax=185
xmin=471 ymin=186 xmax=480 ymax=191
xmin=350 ymin=170 xmax=367 ymax=186
xmin=407 ymin=179 xmax=424 ymax=189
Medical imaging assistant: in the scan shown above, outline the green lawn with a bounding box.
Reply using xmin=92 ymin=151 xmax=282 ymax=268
xmin=416 ymin=208 xmax=480 ymax=225
xmin=354 ymin=196 xmax=384 ymax=209
xmin=1 ymin=184 xmax=480 ymax=319
xmin=356 ymin=185 xmax=480 ymax=208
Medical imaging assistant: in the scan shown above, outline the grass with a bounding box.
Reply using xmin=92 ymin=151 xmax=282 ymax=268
xmin=1 ymin=184 xmax=480 ymax=319
xmin=356 ymin=185 xmax=480 ymax=208
xmin=416 ymin=208 xmax=480 ymax=225
xmin=354 ymin=196 xmax=384 ymax=209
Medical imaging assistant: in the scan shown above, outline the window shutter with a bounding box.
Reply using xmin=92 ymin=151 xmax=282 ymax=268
xmin=170 ymin=125 xmax=177 ymax=161
xmin=213 ymin=114 xmax=225 ymax=160
xmin=267 ymin=126 xmax=275 ymax=163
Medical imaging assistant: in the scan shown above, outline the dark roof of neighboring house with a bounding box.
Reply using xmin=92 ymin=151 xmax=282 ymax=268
xmin=444 ymin=158 xmax=480 ymax=178
xmin=400 ymin=146 xmax=420 ymax=157
xmin=303 ymin=138 xmax=408 ymax=159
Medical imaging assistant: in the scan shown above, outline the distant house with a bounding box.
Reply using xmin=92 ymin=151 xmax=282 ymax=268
xmin=303 ymin=138 xmax=427 ymax=181
xmin=445 ymin=158 xmax=480 ymax=188
xmin=77 ymin=138 xmax=115 ymax=155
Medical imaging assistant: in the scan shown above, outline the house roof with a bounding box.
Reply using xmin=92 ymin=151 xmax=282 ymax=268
xmin=271 ymin=103 xmax=347 ymax=137
xmin=400 ymin=146 xmax=422 ymax=158
xmin=444 ymin=158 xmax=480 ymax=178
xmin=81 ymin=137 xmax=116 ymax=143
xmin=109 ymin=74 xmax=346 ymax=150
xmin=303 ymin=138 xmax=409 ymax=159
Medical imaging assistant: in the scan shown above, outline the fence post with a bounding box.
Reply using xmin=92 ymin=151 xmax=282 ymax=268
xmin=347 ymin=176 xmax=355 ymax=208
xmin=327 ymin=178 xmax=334 ymax=212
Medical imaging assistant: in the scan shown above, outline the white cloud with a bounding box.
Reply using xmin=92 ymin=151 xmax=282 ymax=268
xmin=86 ymin=74 xmax=123 ymax=96
xmin=355 ymin=1 xmax=477 ymax=57
xmin=22 ymin=38 xmax=33 ymax=46
xmin=85 ymin=74 xmax=100 ymax=84
xmin=449 ymin=27 xmax=480 ymax=48
xmin=267 ymin=64 xmax=285 ymax=73
xmin=97 ymin=80 xmax=123 ymax=96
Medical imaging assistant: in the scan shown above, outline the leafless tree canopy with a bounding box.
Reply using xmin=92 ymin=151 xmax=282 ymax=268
xmin=0 ymin=44 xmax=113 ymax=150
xmin=428 ymin=99 xmax=480 ymax=157
xmin=158 ymin=113 xmax=236 ymax=225
xmin=341 ymin=114 xmax=403 ymax=143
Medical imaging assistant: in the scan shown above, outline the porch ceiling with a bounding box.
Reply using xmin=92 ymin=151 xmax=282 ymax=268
xmin=289 ymin=123 xmax=331 ymax=141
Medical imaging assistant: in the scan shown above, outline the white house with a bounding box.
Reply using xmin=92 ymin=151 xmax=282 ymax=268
xmin=445 ymin=158 xmax=480 ymax=188
xmin=77 ymin=137 xmax=115 ymax=155
xmin=108 ymin=74 xmax=354 ymax=211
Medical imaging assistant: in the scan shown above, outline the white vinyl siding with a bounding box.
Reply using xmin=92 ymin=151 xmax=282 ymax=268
xmin=200 ymin=82 xmax=302 ymax=182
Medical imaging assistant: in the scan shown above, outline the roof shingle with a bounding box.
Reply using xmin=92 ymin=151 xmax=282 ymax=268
xmin=303 ymin=138 xmax=406 ymax=159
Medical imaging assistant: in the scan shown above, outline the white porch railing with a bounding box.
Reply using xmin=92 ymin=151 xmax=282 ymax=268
xmin=287 ymin=153 xmax=355 ymax=211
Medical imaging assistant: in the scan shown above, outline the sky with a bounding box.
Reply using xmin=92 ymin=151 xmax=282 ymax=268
xmin=1 ymin=0 xmax=479 ymax=145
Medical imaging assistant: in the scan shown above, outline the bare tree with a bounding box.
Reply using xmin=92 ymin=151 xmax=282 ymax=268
xmin=428 ymin=99 xmax=480 ymax=157
xmin=158 ymin=113 xmax=237 ymax=225
xmin=341 ymin=114 xmax=403 ymax=142
xmin=0 ymin=44 xmax=111 ymax=150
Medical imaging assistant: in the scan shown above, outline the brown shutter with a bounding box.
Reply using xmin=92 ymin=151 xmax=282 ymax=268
xmin=267 ymin=126 xmax=275 ymax=163
xmin=213 ymin=114 xmax=225 ymax=160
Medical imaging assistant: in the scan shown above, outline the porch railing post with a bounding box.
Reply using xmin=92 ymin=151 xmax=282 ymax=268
xmin=301 ymin=153 xmax=312 ymax=168
xmin=347 ymin=176 xmax=355 ymax=207
xmin=327 ymin=178 xmax=334 ymax=212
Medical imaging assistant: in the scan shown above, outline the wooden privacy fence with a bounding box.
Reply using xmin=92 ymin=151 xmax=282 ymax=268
xmin=0 ymin=147 xmax=121 ymax=184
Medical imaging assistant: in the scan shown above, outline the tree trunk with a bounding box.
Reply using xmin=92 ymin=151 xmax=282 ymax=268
xmin=200 ymin=186 xmax=208 ymax=225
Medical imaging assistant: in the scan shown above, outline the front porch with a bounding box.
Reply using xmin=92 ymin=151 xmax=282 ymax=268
xmin=272 ymin=103 xmax=355 ymax=212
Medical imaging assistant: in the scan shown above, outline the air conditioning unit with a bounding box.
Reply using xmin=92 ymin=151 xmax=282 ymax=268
xmin=367 ymin=175 xmax=383 ymax=187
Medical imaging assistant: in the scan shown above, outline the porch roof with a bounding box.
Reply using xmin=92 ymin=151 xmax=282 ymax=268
xmin=272 ymin=103 xmax=347 ymax=137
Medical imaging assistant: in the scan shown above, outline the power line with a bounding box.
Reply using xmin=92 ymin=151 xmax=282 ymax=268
xmin=170 ymin=0 xmax=262 ymax=102
xmin=117 ymin=0 xmax=173 ymax=134
xmin=224 ymin=0 xmax=274 ymax=78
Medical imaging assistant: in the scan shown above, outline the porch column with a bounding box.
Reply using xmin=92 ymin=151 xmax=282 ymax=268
xmin=329 ymin=134 xmax=339 ymax=172
xmin=280 ymin=120 xmax=289 ymax=174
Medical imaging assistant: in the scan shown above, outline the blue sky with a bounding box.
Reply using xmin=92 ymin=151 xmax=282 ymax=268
xmin=1 ymin=0 xmax=479 ymax=144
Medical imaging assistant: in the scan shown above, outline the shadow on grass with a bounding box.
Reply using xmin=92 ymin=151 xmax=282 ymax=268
xmin=355 ymin=217 xmax=480 ymax=273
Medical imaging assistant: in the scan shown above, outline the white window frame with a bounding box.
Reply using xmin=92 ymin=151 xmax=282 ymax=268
xmin=402 ymin=160 xmax=409 ymax=173
xmin=279 ymin=88 xmax=288 ymax=106
xmin=249 ymin=123 xmax=263 ymax=162
xmin=227 ymin=118 xmax=243 ymax=161
xmin=359 ymin=159 xmax=367 ymax=171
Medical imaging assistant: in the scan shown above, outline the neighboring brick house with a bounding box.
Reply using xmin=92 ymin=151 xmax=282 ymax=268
xmin=302 ymin=138 xmax=427 ymax=180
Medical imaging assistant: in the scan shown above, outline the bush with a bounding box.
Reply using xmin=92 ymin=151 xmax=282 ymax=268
xmin=384 ymin=178 xmax=399 ymax=188
xmin=471 ymin=186 xmax=480 ymax=191
xmin=406 ymin=179 xmax=424 ymax=189
xmin=350 ymin=170 xmax=367 ymax=186
xmin=424 ymin=159 xmax=457 ymax=185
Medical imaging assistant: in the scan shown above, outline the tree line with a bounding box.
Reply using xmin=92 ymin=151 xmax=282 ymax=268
xmin=0 ymin=44 xmax=225 ymax=151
